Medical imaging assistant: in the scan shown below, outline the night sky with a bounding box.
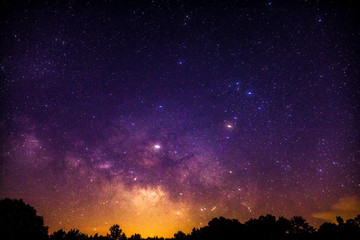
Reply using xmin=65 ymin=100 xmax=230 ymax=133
xmin=1 ymin=0 xmax=359 ymax=238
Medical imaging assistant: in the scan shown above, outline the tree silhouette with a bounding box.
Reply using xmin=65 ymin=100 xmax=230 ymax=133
xmin=245 ymin=214 xmax=288 ymax=239
xmin=50 ymin=229 xmax=88 ymax=240
xmin=90 ymin=233 xmax=109 ymax=240
xmin=66 ymin=229 xmax=88 ymax=240
xmin=336 ymin=216 xmax=344 ymax=226
xmin=318 ymin=222 xmax=339 ymax=239
xmin=174 ymin=231 xmax=186 ymax=239
xmin=0 ymin=198 xmax=48 ymax=240
xmin=108 ymin=224 xmax=126 ymax=240
xmin=343 ymin=215 xmax=360 ymax=239
xmin=50 ymin=229 xmax=67 ymax=240
xmin=355 ymin=215 xmax=360 ymax=225
xmin=276 ymin=216 xmax=292 ymax=238
xmin=2 ymin=198 xmax=360 ymax=240
xmin=289 ymin=216 xmax=315 ymax=239
xmin=129 ymin=233 xmax=141 ymax=240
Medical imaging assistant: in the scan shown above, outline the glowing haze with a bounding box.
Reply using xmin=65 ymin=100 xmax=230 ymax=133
xmin=0 ymin=0 xmax=359 ymax=238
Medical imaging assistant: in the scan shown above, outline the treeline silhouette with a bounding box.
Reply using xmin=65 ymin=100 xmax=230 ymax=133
xmin=1 ymin=198 xmax=359 ymax=240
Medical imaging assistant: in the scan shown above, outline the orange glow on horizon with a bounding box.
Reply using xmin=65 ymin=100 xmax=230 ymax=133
xmin=43 ymin=184 xmax=199 ymax=238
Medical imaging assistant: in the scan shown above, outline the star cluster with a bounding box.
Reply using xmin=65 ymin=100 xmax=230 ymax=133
xmin=0 ymin=0 xmax=359 ymax=238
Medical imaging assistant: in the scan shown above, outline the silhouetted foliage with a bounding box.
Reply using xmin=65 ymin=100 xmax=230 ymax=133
xmin=174 ymin=231 xmax=186 ymax=240
xmin=129 ymin=233 xmax=141 ymax=240
xmin=89 ymin=233 xmax=109 ymax=240
xmin=0 ymin=198 xmax=49 ymax=240
xmin=50 ymin=229 xmax=88 ymax=240
xmin=108 ymin=224 xmax=126 ymax=240
xmin=67 ymin=229 xmax=88 ymax=240
xmin=336 ymin=216 xmax=344 ymax=225
xmin=186 ymin=214 xmax=360 ymax=240
xmin=245 ymin=214 xmax=289 ymax=239
xmin=317 ymin=222 xmax=339 ymax=239
xmin=2 ymin=198 xmax=360 ymax=240
xmin=289 ymin=216 xmax=315 ymax=239
xmin=50 ymin=229 xmax=66 ymax=240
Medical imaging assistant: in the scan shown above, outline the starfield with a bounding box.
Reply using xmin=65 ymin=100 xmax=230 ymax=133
xmin=0 ymin=0 xmax=359 ymax=239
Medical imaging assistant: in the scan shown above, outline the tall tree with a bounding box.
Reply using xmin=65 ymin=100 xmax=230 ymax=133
xmin=0 ymin=198 xmax=49 ymax=240
xmin=108 ymin=224 xmax=126 ymax=240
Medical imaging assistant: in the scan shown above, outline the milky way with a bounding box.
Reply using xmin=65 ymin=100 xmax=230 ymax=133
xmin=1 ymin=0 xmax=359 ymax=238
